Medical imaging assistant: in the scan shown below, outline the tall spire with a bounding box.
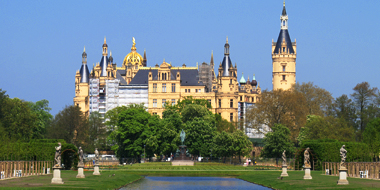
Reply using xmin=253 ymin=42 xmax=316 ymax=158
xmin=221 ymin=37 xmax=232 ymax=76
xmin=82 ymin=46 xmax=87 ymax=63
xmin=280 ymin=1 xmax=288 ymax=30
xmin=143 ymin=49 xmax=147 ymax=66
xmin=80 ymin=47 xmax=89 ymax=83
xmin=102 ymin=37 xmax=108 ymax=56
xmin=210 ymin=50 xmax=214 ymax=65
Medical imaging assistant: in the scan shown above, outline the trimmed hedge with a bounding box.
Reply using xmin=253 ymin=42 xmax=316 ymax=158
xmin=296 ymin=139 xmax=371 ymax=170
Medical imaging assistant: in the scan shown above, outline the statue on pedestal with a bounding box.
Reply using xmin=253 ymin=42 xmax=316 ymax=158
xmin=95 ymin=148 xmax=99 ymax=165
xmin=180 ymin=129 xmax=186 ymax=145
xmin=304 ymin=147 xmax=311 ymax=168
xmin=282 ymin=150 xmax=287 ymax=166
xmin=54 ymin=142 xmax=62 ymax=168
xmin=340 ymin=145 xmax=347 ymax=169
xmin=78 ymin=147 xmax=84 ymax=166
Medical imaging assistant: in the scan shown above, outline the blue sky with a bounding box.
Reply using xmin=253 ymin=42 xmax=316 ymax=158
xmin=1 ymin=0 xmax=379 ymax=116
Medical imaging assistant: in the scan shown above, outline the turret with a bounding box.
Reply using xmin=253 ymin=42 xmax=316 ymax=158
xmin=221 ymin=37 xmax=232 ymax=76
xmin=79 ymin=46 xmax=89 ymax=83
xmin=100 ymin=37 xmax=109 ymax=77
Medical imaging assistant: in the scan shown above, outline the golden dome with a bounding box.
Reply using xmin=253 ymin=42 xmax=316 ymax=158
xmin=123 ymin=37 xmax=144 ymax=66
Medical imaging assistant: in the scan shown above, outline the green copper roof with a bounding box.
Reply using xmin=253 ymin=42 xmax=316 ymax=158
xmin=239 ymin=73 xmax=246 ymax=84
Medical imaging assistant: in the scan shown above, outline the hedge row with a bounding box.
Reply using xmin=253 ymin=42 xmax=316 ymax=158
xmin=0 ymin=139 xmax=67 ymax=161
xmin=296 ymin=139 xmax=371 ymax=170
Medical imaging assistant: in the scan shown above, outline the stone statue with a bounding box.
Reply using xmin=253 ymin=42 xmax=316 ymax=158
xmin=282 ymin=150 xmax=286 ymax=165
xmin=78 ymin=147 xmax=84 ymax=165
xmin=340 ymin=145 xmax=347 ymax=168
xmin=95 ymin=148 xmax=99 ymax=165
xmin=54 ymin=142 xmax=62 ymax=167
xmin=304 ymin=147 xmax=311 ymax=168
xmin=180 ymin=129 xmax=186 ymax=145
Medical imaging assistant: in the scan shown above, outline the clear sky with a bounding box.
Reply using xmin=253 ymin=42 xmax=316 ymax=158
xmin=1 ymin=0 xmax=379 ymax=116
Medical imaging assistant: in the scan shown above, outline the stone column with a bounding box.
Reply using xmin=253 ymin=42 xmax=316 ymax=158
xmin=303 ymin=167 xmax=312 ymax=179
xmin=281 ymin=164 xmax=289 ymax=177
xmin=76 ymin=162 xmax=85 ymax=178
xmin=337 ymin=164 xmax=349 ymax=185
xmin=93 ymin=164 xmax=100 ymax=175
xmin=51 ymin=166 xmax=64 ymax=184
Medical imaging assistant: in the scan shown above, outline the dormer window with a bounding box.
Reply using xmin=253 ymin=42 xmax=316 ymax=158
xmin=283 ymin=47 xmax=286 ymax=52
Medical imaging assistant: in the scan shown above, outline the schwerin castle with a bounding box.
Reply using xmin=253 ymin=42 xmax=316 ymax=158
xmin=74 ymin=2 xmax=296 ymax=138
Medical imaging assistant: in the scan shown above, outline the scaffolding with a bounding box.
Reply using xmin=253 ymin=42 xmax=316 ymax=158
xmin=198 ymin=62 xmax=212 ymax=92
xmin=106 ymin=79 xmax=120 ymax=112
xmin=89 ymin=79 xmax=100 ymax=114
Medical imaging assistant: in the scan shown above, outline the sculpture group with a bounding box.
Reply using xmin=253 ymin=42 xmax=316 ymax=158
xmin=279 ymin=145 xmax=349 ymax=185
xmin=51 ymin=143 xmax=101 ymax=184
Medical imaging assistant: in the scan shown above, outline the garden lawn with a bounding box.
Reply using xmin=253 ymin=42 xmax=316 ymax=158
xmin=0 ymin=170 xmax=142 ymax=190
xmin=239 ymin=170 xmax=380 ymax=190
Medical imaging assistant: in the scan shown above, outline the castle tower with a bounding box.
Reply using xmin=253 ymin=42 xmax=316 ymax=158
xmin=272 ymin=1 xmax=297 ymax=91
xmin=216 ymin=37 xmax=238 ymax=123
xmin=74 ymin=47 xmax=90 ymax=116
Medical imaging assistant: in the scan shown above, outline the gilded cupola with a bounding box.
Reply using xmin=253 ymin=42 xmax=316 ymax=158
xmin=123 ymin=37 xmax=144 ymax=67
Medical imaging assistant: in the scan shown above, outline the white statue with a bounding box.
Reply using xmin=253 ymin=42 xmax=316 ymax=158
xmin=340 ymin=145 xmax=347 ymax=168
xmin=54 ymin=142 xmax=62 ymax=167
xmin=304 ymin=147 xmax=310 ymax=168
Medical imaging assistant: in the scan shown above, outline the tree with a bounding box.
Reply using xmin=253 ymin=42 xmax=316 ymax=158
xmin=169 ymin=96 xmax=211 ymax=113
xmin=261 ymin=124 xmax=295 ymax=159
xmin=330 ymin=94 xmax=357 ymax=128
xmin=232 ymin=130 xmax=253 ymax=163
xmin=86 ymin=112 xmax=107 ymax=152
xmin=27 ymin=99 xmax=53 ymax=139
xmin=112 ymin=104 xmax=154 ymax=160
xmin=46 ymin=105 xmax=88 ymax=147
xmin=297 ymin=115 xmax=355 ymax=144
xmin=293 ymin=82 xmax=333 ymax=116
xmin=351 ymin=82 xmax=378 ymax=139
xmin=184 ymin=117 xmax=216 ymax=157
xmin=246 ymin=89 xmax=308 ymax=141
xmin=1 ymin=97 xmax=37 ymax=141
xmin=215 ymin=114 xmax=236 ymax=133
xmin=213 ymin=131 xmax=234 ymax=162
xmin=362 ymin=118 xmax=380 ymax=159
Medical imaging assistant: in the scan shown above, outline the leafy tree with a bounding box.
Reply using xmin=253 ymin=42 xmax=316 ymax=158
xmin=261 ymin=124 xmax=295 ymax=159
xmin=46 ymin=105 xmax=88 ymax=147
xmin=1 ymin=97 xmax=37 ymax=141
xmin=86 ymin=111 xmax=107 ymax=152
xmin=329 ymin=94 xmax=357 ymax=128
xmin=170 ymin=96 xmax=211 ymax=113
xmin=297 ymin=115 xmax=355 ymax=144
xmin=27 ymin=99 xmax=53 ymax=139
xmin=351 ymin=82 xmax=378 ymax=138
xmin=232 ymin=130 xmax=253 ymax=163
xmin=293 ymin=82 xmax=333 ymax=116
xmin=246 ymin=89 xmax=308 ymax=141
xmin=184 ymin=117 xmax=216 ymax=157
xmin=213 ymin=131 xmax=234 ymax=162
xmin=215 ymin=113 xmax=236 ymax=133
xmin=112 ymin=104 xmax=154 ymax=161
xmin=362 ymin=118 xmax=380 ymax=159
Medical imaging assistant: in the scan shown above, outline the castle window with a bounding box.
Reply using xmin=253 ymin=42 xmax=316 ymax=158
xmin=162 ymin=83 xmax=166 ymax=92
xmin=153 ymin=112 xmax=157 ymax=115
xmin=230 ymin=79 xmax=232 ymax=84
xmin=172 ymin=83 xmax=176 ymax=92
xmin=208 ymin=99 xmax=211 ymax=105
xmin=185 ymin=89 xmax=187 ymax=93
xmin=219 ymin=99 xmax=221 ymax=108
xmin=195 ymin=89 xmax=198 ymax=93
xmin=153 ymin=99 xmax=157 ymax=107
xmin=162 ymin=99 xmax=166 ymax=107
xmin=188 ymin=89 xmax=190 ymax=93
xmin=199 ymin=89 xmax=201 ymax=92
xmin=230 ymin=99 xmax=233 ymax=108
xmin=153 ymin=83 xmax=157 ymax=92
xmin=172 ymin=99 xmax=176 ymax=106
xmin=283 ymin=66 xmax=285 ymax=72
xmin=240 ymin=96 xmax=242 ymax=101
xmin=282 ymin=47 xmax=285 ymax=53
xmin=282 ymin=75 xmax=286 ymax=80
xmin=230 ymin=113 xmax=233 ymax=122
xmin=252 ymin=97 xmax=254 ymax=102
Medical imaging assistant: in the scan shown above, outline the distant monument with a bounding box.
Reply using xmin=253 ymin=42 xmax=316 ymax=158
xmin=51 ymin=142 xmax=64 ymax=184
xmin=281 ymin=150 xmax=289 ymax=177
xmin=337 ymin=145 xmax=349 ymax=185
xmin=93 ymin=148 xmax=101 ymax=175
xmin=303 ymin=147 xmax=312 ymax=179
xmin=172 ymin=129 xmax=194 ymax=166
xmin=76 ymin=146 xmax=85 ymax=178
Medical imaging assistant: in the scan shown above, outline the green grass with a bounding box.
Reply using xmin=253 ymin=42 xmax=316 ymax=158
xmin=2 ymin=163 xmax=380 ymax=189
xmin=239 ymin=171 xmax=380 ymax=190
xmin=0 ymin=170 xmax=142 ymax=190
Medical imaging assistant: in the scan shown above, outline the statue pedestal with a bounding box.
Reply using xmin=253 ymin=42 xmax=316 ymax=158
xmin=303 ymin=167 xmax=312 ymax=179
xmin=76 ymin=163 xmax=85 ymax=178
xmin=51 ymin=166 xmax=64 ymax=184
xmin=93 ymin=164 xmax=100 ymax=175
xmin=337 ymin=167 xmax=349 ymax=185
xmin=281 ymin=165 xmax=289 ymax=177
